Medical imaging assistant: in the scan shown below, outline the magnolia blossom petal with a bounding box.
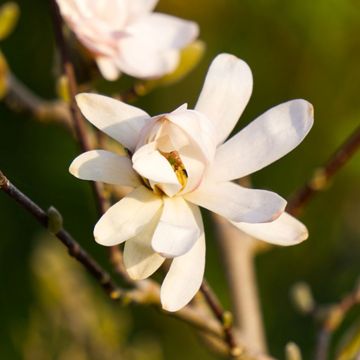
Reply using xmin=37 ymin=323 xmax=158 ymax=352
xmin=96 ymin=57 xmax=121 ymax=81
xmin=185 ymin=181 xmax=286 ymax=223
xmin=152 ymin=197 xmax=200 ymax=257
xmin=195 ymin=53 xmax=253 ymax=145
xmin=69 ymin=150 xmax=140 ymax=187
xmin=166 ymin=107 xmax=216 ymax=163
xmin=117 ymin=38 xmax=179 ymax=79
xmin=124 ymin=209 xmax=165 ymax=280
xmin=210 ymin=100 xmax=314 ymax=182
xmin=128 ymin=13 xmax=199 ymax=50
xmin=160 ymin=204 xmax=205 ymax=312
xmin=56 ymin=0 xmax=78 ymax=16
xmin=132 ymin=142 xmax=181 ymax=196
xmin=178 ymin=149 xmax=205 ymax=194
xmin=233 ymin=212 xmax=308 ymax=246
xmin=94 ymin=186 xmax=162 ymax=246
xmin=76 ymin=93 xmax=150 ymax=151
xmin=92 ymin=0 xmax=127 ymax=30
xmin=127 ymin=0 xmax=159 ymax=21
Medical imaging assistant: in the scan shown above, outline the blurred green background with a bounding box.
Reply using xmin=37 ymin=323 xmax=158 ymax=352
xmin=0 ymin=0 xmax=360 ymax=359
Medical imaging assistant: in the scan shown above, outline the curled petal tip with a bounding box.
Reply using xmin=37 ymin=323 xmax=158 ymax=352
xmin=160 ymin=301 xmax=179 ymax=313
xmin=271 ymin=209 xmax=284 ymax=222
xmin=68 ymin=163 xmax=77 ymax=177
xmin=307 ymin=102 xmax=314 ymax=118
xmin=299 ymin=227 xmax=309 ymax=243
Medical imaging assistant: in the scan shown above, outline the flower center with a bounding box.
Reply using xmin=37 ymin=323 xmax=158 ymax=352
xmin=160 ymin=150 xmax=188 ymax=190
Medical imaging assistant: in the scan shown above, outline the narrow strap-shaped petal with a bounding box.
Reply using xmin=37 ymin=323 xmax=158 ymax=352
xmin=195 ymin=53 xmax=253 ymax=145
xmin=232 ymin=212 xmax=308 ymax=246
xmin=69 ymin=150 xmax=141 ymax=187
xmin=76 ymin=93 xmax=150 ymax=151
xmin=132 ymin=142 xmax=181 ymax=197
xmin=209 ymin=100 xmax=314 ymax=182
xmin=94 ymin=186 xmax=162 ymax=246
xmin=160 ymin=204 xmax=205 ymax=312
xmin=124 ymin=209 xmax=165 ymax=280
xmin=185 ymin=181 xmax=286 ymax=224
xmin=152 ymin=197 xmax=200 ymax=258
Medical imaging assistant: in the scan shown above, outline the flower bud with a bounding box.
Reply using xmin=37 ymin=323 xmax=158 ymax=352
xmin=47 ymin=206 xmax=63 ymax=234
xmin=290 ymin=282 xmax=315 ymax=314
xmin=285 ymin=342 xmax=302 ymax=360
xmin=56 ymin=75 xmax=70 ymax=103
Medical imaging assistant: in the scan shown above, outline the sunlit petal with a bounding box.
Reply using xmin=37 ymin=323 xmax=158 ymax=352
xmin=160 ymin=204 xmax=205 ymax=312
xmin=152 ymin=197 xmax=200 ymax=257
xmin=94 ymin=186 xmax=162 ymax=246
xmin=69 ymin=150 xmax=140 ymax=187
xmin=195 ymin=53 xmax=253 ymax=145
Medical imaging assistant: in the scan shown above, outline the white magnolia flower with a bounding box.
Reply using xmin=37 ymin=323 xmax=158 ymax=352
xmin=69 ymin=53 xmax=314 ymax=312
xmin=56 ymin=0 xmax=199 ymax=81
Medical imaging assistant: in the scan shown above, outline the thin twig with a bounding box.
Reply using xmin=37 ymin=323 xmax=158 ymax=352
xmin=0 ymin=170 xmax=224 ymax=343
xmin=49 ymin=0 xmax=127 ymax=280
xmin=5 ymin=72 xmax=71 ymax=127
xmin=287 ymin=124 xmax=360 ymax=216
xmin=49 ymin=0 xmax=107 ymax=218
xmin=0 ymin=170 xmax=121 ymax=299
xmin=315 ymin=282 xmax=360 ymax=360
xmin=200 ymin=280 xmax=243 ymax=357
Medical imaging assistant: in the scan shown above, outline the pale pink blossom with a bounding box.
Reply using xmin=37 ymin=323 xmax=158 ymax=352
xmin=56 ymin=0 xmax=199 ymax=80
xmin=70 ymin=54 xmax=314 ymax=311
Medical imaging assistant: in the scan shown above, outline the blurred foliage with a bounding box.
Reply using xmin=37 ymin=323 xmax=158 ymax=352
xmin=0 ymin=49 xmax=8 ymax=98
xmin=0 ymin=0 xmax=359 ymax=359
xmin=336 ymin=321 xmax=360 ymax=360
xmin=22 ymin=235 xmax=163 ymax=360
xmin=0 ymin=2 xmax=19 ymax=41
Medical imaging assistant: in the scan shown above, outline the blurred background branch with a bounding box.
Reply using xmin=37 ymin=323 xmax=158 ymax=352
xmin=287 ymin=124 xmax=360 ymax=217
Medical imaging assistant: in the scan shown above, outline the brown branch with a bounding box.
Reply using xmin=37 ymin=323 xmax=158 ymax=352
xmin=287 ymin=124 xmax=360 ymax=216
xmin=200 ymin=280 xmax=243 ymax=357
xmin=0 ymin=170 xmax=121 ymax=299
xmin=48 ymin=0 xmax=128 ymax=281
xmin=5 ymin=72 xmax=71 ymax=127
xmin=0 ymin=170 xmax=224 ymax=345
xmin=49 ymin=0 xmax=88 ymax=151
xmin=49 ymin=0 xmax=107 ymax=218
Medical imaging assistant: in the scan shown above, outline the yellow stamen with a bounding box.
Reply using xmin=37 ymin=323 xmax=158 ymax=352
xmin=161 ymin=150 xmax=188 ymax=189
